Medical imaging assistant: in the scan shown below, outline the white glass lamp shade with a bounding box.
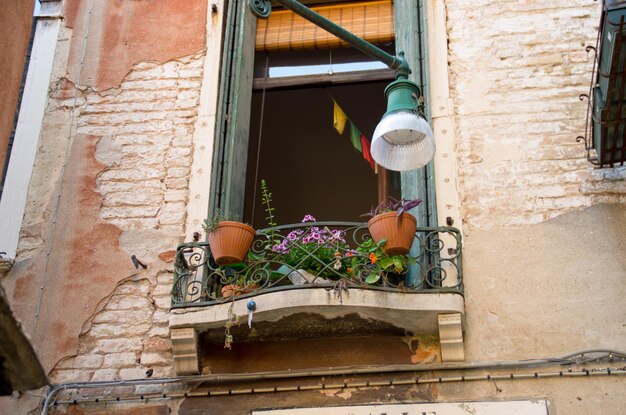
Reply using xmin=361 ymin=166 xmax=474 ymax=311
xmin=371 ymin=110 xmax=435 ymax=171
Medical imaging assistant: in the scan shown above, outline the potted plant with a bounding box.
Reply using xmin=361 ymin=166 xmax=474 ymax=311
xmin=271 ymin=215 xmax=350 ymax=284
xmin=363 ymin=198 xmax=421 ymax=255
xmin=259 ymin=181 xmax=350 ymax=284
xmin=350 ymin=238 xmax=413 ymax=285
xmin=204 ymin=211 xmax=256 ymax=266
xmin=221 ymin=277 xmax=257 ymax=297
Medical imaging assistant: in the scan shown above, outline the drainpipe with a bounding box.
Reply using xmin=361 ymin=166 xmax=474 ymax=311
xmin=0 ymin=0 xmax=62 ymax=259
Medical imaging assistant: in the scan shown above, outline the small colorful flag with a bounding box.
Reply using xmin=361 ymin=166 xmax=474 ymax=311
xmin=360 ymin=134 xmax=376 ymax=171
xmin=333 ymin=100 xmax=348 ymax=135
xmin=331 ymin=97 xmax=375 ymax=173
xmin=349 ymin=121 xmax=363 ymax=153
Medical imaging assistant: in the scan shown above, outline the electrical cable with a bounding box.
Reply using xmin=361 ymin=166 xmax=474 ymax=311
xmin=50 ymin=367 xmax=626 ymax=406
xmin=250 ymin=53 xmax=270 ymax=224
xmin=40 ymin=348 xmax=626 ymax=414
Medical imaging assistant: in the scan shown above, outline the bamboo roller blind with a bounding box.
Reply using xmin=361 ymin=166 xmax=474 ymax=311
xmin=256 ymin=0 xmax=395 ymax=52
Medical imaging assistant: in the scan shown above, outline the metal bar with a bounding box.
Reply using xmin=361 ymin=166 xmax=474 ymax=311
xmin=40 ymin=349 xmax=626 ymax=413
xmin=45 ymin=366 xmax=626 ymax=409
xmin=377 ymin=167 xmax=389 ymax=204
xmin=271 ymin=0 xmax=406 ymax=73
xmin=252 ymin=68 xmax=394 ymax=90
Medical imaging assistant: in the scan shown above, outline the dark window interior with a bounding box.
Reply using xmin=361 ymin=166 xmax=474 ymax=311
xmin=244 ymin=79 xmax=401 ymax=228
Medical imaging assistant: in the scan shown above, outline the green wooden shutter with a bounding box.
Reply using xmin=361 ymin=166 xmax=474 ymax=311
xmin=210 ymin=0 xmax=257 ymax=220
xmin=395 ymin=0 xmax=436 ymax=287
xmin=211 ymin=0 xmax=435 ymax=224
xmin=395 ymin=0 xmax=437 ymax=228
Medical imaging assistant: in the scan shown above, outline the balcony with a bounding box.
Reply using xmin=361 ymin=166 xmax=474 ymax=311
xmin=168 ymin=221 xmax=465 ymax=374
xmin=579 ymin=0 xmax=626 ymax=166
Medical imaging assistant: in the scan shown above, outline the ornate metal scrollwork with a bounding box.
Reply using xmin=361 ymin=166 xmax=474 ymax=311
xmin=171 ymin=222 xmax=463 ymax=308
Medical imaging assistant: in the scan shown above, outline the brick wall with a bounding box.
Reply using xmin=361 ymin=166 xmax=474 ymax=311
xmin=446 ymin=0 xmax=626 ymax=229
xmin=51 ymin=272 xmax=174 ymax=382
xmin=79 ymin=56 xmax=202 ymax=233
xmin=42 ymin=54 xmax=203 ymax=383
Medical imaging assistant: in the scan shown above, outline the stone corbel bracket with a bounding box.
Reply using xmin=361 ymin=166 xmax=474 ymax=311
xmin=438 ymin=313 xmax=465 ymax=362
xmin=171 ymin=327 xmax=199 ymax=375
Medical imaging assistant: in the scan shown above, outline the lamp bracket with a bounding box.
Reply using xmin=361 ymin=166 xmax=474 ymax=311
xmin=250 ymin=0 xmax=271 ymax=19
xmin=248 ymin=0 xmax=411 ymax=80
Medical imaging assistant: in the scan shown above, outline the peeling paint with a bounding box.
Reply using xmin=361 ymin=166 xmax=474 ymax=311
xmin=63 ymin=0 xmax=208 ymax=90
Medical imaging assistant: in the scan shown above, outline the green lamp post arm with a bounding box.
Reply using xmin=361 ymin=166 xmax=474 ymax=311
xmin=249 ymin=0 xmax=411 ymax=79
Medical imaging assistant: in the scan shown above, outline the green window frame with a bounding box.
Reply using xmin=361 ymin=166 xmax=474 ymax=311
xmin=209 ymin=0 xmax=437 ymax=227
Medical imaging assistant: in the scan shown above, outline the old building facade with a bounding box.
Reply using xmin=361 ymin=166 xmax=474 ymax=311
xmin=0 ymin=0 xmax=625 ymax=414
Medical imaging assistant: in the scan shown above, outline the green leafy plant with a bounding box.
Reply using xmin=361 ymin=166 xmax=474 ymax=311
xmin=259 ymin=182 xmax=350 ymax=279
xmin=203 ymin=210 xmax=251 ymax=233
xmin=215 ymin=266 xmax=245 ymax=286
xmin=223 ymin=301 xmax=239 ymax=349
xmin=350 ymin=238 xmax=414 ymax=284
xmin=362 ymin=197 xmax=422 ymax=218
xmin=260 ymin=179 xmax=277 ymax=228
xmin=260 ymin=179 xmax=279 ymax=250
xmin=203 ymin=209 xmax=229 ymax=233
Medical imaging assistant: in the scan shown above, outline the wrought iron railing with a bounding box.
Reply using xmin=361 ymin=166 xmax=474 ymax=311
xmin=577 ymin=0 xmax=626 ymax=167
xmin=171 ymin=221 xmax=462 ymax=308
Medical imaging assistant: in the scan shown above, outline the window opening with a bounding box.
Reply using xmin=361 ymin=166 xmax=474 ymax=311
xmin=210 ymin=0 xmax=435 ymax=228
xmin=244 ymin=46 xmax=401 ymax=227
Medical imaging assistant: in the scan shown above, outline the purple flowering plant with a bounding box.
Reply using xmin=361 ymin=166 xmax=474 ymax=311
xmin=271 ymin=214 xmax=353 ymax=279
xmin=362 ymin=197 xmax=422 ymax=218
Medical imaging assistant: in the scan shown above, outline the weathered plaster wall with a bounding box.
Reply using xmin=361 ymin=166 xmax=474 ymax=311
xmin=434 ymin=204 xmax=626 ymax=414
xmin=0 ymin=1 xmax=207 ymax=413
xmin=6 ymin=49 xmax=204 ymax=374
xmin=0 ymin=0 xmax=34 ymax=182
xmin=63 ymin=0 xmax=207 ymax=90
xmin=442 ymin=2 xmax=626 ymax=413
xmin=463 ymin=204 xmax=626 ymax=361
xmin=51 ymin=272 xmax=175 ymax=383
xmin=446 ymin=0 xmax=626 ymax=229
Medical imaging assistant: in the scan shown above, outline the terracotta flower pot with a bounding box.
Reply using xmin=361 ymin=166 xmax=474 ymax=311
xmin=367 ymin=211 xmax=417 ymax=255
xmin=208 ymin=221 xmax=256 ymax=265
xmin=221 ymin=283 xmax=259 ymax=298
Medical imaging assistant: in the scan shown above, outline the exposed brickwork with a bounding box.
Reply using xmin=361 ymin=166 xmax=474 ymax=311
xmin=446 ymin=0 xmax=626 ymax=229
xmin=51 ymin=272 xmax=174 ymax=382
xmin=43 ymin=54 xmax=203 ymax=384
xmin=82 ymin=55 xmax=202 ymax=232
xmin=16 ymin=53 xmax=204 ymax=259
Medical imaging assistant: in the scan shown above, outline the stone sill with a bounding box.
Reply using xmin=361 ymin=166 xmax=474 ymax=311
xmin=169 ymin=288 xmax=465 ymax=333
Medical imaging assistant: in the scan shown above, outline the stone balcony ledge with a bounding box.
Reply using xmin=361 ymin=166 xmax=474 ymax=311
xmin=169 ymin=287 xmax=465 ymax=333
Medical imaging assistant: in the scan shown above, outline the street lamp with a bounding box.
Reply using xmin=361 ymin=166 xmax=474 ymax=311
xmin=249 ymin=0 xmax=435 ymax=172
xmin=372 ymin=76 xmax=435 ymax=171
